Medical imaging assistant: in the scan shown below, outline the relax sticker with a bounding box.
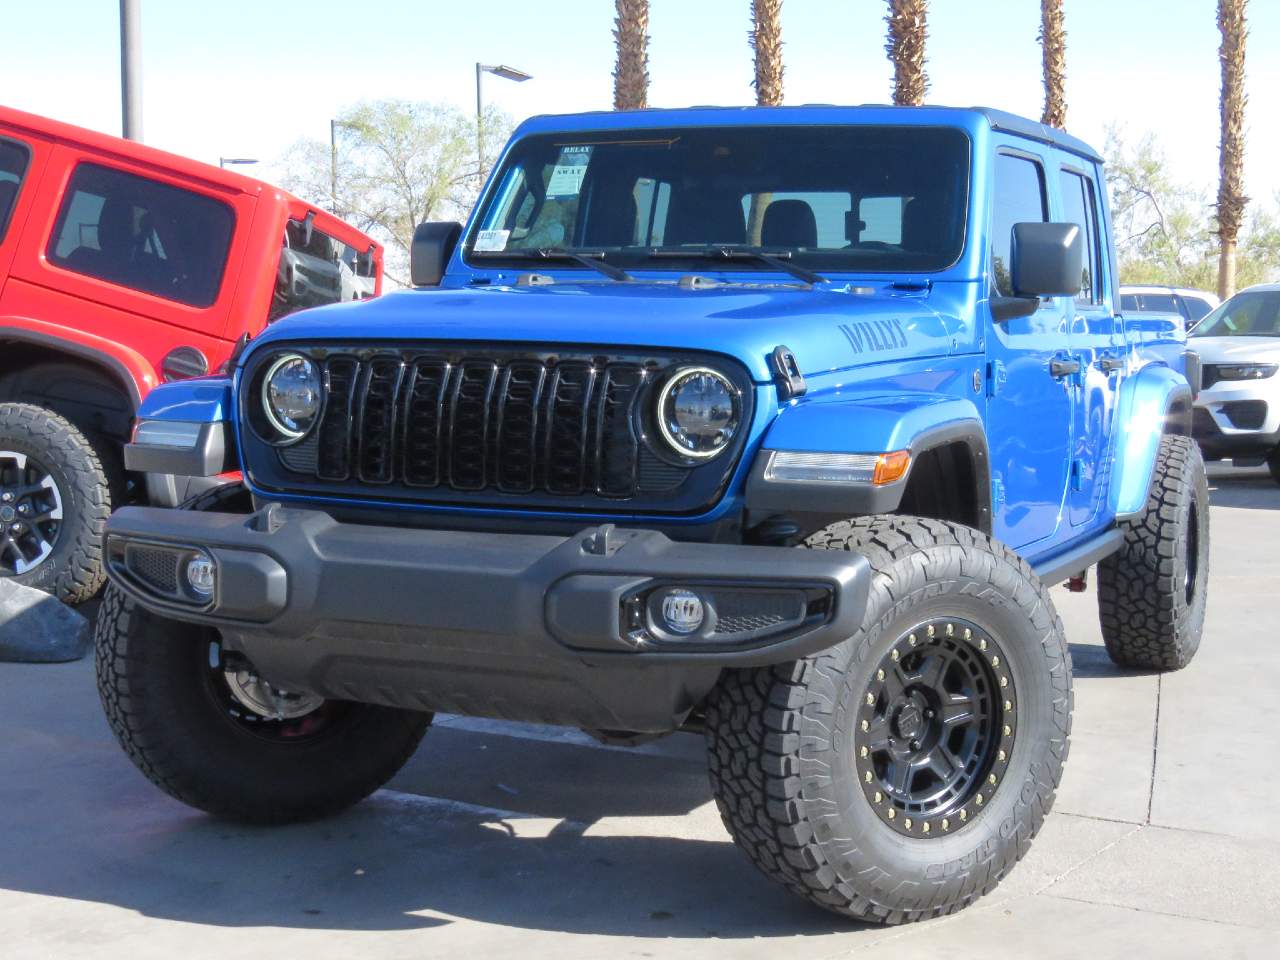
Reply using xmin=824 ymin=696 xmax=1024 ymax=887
xmin=545 ymin=145 xmax=593 ymax=198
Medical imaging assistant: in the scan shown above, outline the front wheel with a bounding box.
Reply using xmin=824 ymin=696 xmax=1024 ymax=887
xmin=95 ymin=484 xmax=432 ymax=824
xmin=705 ymin=517 xmax=1072 ymax=923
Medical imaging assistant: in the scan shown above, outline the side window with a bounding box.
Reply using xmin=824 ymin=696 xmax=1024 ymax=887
xmin=991 ymin=154 xmax=1048 ymax=297
xmin=1057 ymin=169 xmax=1100 ymax=304
xmin=1120 ymin=293 xmax=1139 ymax=311
xmin=1182 ymin=296 xmax=1212 ymax=323
xmin=0 ymin=138 xmax=31 ymax=243
xmin=47 ymin=163 xmax=234 ymax=307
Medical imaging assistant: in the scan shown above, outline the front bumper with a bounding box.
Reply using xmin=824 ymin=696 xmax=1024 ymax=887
xmin=103 ymin=505 xmax=870 ymax=732
xmin=1193 ymin=379 xmax=1280 ymax=459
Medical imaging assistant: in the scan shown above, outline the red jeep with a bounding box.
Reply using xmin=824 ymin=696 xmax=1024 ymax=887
xmin=0 ymin=105 xmax=383 ymax=602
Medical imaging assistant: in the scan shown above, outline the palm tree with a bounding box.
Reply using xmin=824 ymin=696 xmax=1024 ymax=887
xmin=1039 ymin=0 xmax=1067 ymax=129
xmin=885 ymin=0 xmax=928 ymax=106
xmin=751 ymin=0 xmax=784 ymax=107
xmin=1216 ymin=0 xmax=1248 ymax=300
xmin=613 ymin=0 xmax=650 ymax=111
xmin=746 ymin=1 xmax=784 ymax=243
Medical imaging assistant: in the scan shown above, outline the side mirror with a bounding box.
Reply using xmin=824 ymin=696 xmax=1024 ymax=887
xmin=411 ymin=221 xmax=463 ymax=287
xmin=1011 ymin=222 xmax=1083 ymax=299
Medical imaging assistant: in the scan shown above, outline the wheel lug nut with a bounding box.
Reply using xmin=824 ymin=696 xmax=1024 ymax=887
xmin=924 ymin=709 xmax=934 ymax=719
xmin=0 ymin=492 xmax=12 ymax=503
xmin=9 ymin=523 xmax=20 ymax=533
xmin=17 ymin=503 xmax=30 ymax=515
xmin=910 ymin=739 xmax=920 ymax=750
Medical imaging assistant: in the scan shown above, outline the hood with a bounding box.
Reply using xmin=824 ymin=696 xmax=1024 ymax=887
xmin=247 ymin=281 xmax=961 ymax=383
xmin=1188 ymin=335 xmax=1280 ymax=364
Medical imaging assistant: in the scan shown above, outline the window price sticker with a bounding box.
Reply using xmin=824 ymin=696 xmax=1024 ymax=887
xmin=473 ymin=229 xmax=510 ymax=252
xmin=545 ymin=145 xmax=593 ymax=198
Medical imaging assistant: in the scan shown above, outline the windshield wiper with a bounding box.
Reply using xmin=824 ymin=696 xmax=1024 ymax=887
xmin=471 ymin=247 xmax=632 ymax=282
xmin=648 ymin=246 xmax=828 ymax=285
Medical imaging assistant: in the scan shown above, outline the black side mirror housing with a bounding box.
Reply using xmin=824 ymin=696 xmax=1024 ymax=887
xmin=1011 ymin=221 xmax=1084 ymax=299
xmin=411 ymin=221 xmax=463 ymax=287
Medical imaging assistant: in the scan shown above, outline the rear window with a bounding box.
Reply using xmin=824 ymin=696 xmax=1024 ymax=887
xmin=0 ymin=138 xmax=30 ymax=242
xmin=47 ymin=163 xmax=234 ymax=307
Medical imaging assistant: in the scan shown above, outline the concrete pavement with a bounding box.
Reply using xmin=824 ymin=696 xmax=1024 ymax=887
xmin=0 ymin=465 xmax=1276 ymax=958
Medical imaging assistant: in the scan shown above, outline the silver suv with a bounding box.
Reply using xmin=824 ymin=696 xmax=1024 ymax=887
xmin=1189 ymin=283 xmax=1280 ymax=480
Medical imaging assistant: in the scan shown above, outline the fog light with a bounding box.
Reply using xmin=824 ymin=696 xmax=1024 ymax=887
xmin=185 ymin=551 xmax=216 ymax=601
xmin=660 ymin=588 xmax=705 ymax=635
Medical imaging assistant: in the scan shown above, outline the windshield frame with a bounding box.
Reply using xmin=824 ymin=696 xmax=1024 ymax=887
xmin=461 ymin=123 xmax=974 ymax=280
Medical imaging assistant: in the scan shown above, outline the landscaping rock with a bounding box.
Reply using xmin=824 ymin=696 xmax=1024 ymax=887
xmin=0 ymin=579 xmax=91 ymax=663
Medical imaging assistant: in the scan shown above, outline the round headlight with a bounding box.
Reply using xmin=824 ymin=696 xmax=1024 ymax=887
xmin=656 ymin=366 xmax=741 ymax=460
xmin=262 ymin=354 xmax=321 ymax=441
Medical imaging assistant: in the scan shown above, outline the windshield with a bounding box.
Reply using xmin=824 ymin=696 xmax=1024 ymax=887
xmin=467 ymin=125 xmax=970 ymax=275
xmin=1190 ymin=290 xmax=1280 ymax=338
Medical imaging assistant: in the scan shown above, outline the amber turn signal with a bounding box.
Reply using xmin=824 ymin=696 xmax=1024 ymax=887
xmin=872 ymin=450 xmax=911 ymax=486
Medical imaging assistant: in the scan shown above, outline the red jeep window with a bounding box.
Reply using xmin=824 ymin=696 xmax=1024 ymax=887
xmin=47 ymin=163 xmax=234 ymax=308
xmin=0 ymin=138 xmax=30 ymax=242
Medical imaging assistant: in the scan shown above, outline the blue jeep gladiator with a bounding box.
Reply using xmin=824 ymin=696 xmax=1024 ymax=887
xmin=96 ymin=105 xmax=1209 ymax=923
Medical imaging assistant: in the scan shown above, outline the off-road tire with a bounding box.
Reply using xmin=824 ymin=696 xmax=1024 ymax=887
xmin=704 ymin=516 xmax=1072 ymax=924
xmin=1098 ymin=434 xmax=1210 ymax=670
xmin=95 ymin=484 xmax=432 ymax=824
xmin=0 ymin=403 xmax=112 ymax=603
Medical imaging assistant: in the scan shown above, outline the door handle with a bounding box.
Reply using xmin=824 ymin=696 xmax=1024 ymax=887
xmin=1050 ymin=358 xmax=1081 ymax=378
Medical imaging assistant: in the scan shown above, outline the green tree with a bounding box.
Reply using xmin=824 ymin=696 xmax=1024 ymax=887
xmin=1105 ymin=127 xmax=1279 ymax=290
xmin=281 ymin=99 xmax=512 ymax=284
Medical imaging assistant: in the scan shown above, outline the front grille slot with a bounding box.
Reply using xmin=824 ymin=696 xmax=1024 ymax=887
xmin=289 ymin=351 xmax=654 ymax=500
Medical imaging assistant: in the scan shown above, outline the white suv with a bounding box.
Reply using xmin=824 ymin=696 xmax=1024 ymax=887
xmin=1189 ymin=283 xmax=1280 ymax=480
xmin=1121 ymin=284 xmax=1220 ymax=330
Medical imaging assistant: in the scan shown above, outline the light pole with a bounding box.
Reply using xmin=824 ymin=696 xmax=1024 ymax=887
xmin=475 ymin=63 xmax=531 ymax=181
xmin=119 ymin=0 xmax=142 ymax=141
xmin=219 ymin=157 xmax=258 ymax=169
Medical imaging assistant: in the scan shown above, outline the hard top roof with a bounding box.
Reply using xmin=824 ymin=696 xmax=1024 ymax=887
xmin=2 ymin=102 xmax=287 ymax=198
xmin=514 ymin=103 xmax=1103 ymax=163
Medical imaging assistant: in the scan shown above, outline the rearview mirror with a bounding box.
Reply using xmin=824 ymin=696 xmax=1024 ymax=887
xmin=1011 ymin=222 xmax=1083 ymax=299
xmin=411 ymin=221 xmax=463 ymax=287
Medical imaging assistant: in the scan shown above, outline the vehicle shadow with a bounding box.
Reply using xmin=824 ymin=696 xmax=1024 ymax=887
xmin=0 ymin=659 xmax=867 ymax=941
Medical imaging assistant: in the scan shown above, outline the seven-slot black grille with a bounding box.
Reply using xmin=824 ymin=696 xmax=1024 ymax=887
xmin=244 ymin=344 xmax=752 ymax=514
xmin=284 ymin=351 xmax=658 ymax=499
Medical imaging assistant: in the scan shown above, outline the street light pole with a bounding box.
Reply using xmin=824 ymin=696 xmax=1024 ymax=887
xmin=474 ymin=63 xmax=532 ymax=182
xmin=119 ymin=0 xmax=142 ymax=141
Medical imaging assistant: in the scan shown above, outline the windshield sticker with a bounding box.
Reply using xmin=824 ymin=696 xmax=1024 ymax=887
xmin=545 ymin=145 xmax=593 ymax=199
xmin=473 ymin=229 xmax=510 ymax=252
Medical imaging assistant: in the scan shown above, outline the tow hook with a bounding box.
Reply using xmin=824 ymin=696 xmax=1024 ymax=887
xmin=1066 ymin=572 xmax=1088 ymax=593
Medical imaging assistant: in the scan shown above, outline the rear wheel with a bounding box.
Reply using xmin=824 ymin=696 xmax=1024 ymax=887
xmin=705 ymin=517 xmax=1072 ymax=923
xmin=1098 ymin=435 xmax=1209 ymax=670
xmin=95 ymin=485 xmax=432 ymax=824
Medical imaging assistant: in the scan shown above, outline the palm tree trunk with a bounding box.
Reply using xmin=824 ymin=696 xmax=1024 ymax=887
xmin=1216 ymin=0 xmax=1248 ymax=300
xmin=747 ymin=0 xmax=784 ymax=243
xmin=751 ymin=0 xmax=784 ymax=107
xmin=613 ymin=0 xmax=650 ymax=111
xmin=1039 ymin=0 xmax=1067 ymax=129
xmin=885 ymin=0 xmax=928 ymax=107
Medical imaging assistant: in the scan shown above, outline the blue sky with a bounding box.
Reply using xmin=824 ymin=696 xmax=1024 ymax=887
xmin=3 ymin=1 xmax=1277 ymax=203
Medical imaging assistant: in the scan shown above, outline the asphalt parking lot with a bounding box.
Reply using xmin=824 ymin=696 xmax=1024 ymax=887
xmin=1 ymin=464 xmax=1277 ymax=959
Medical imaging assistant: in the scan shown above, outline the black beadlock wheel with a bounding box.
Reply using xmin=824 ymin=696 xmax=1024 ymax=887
xmin=1098 ymin=434 xmax=1210 ymax=670
xmin=704 ymin=516 xmax=1072 ymax=924
xmin=96 ymin=483 xmax=433 ymax=825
